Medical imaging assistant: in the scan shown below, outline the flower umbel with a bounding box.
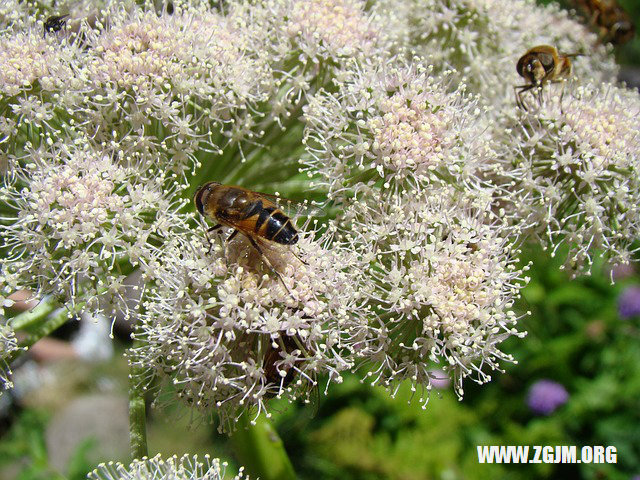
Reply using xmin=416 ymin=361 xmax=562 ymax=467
xmin=131 ymin=220 xmax=366 ymax=430
xmin=0 ymin=139 xmax=185 ymax=317
xmin=341 ymin=186 xmax=528 ymax=402
xmin=495 ymin=82 xmax=640 ymax=273
xmin=88 ymin=454 xmax=248 ymax=480
xmin=0 ymin=24 xmax=81 ymax=96
xmin=302 ymin=61 xmax=492 ymax=196
xmin=284 ymin=0 xmax=380 ymax=57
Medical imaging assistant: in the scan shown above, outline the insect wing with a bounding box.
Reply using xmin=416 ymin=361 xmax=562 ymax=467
xmin=254 ymin=191 xmax=325 ymax=219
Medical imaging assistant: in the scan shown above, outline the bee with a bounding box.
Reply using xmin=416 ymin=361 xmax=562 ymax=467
xmin=570 ymin=0 xmax=635 ymax=45
xmin=43 ymin=14 xmax=69 ymax=37
xmin=515 ymin=45 xmax=579 ymax=111
xmin=194 ymin=182 xmax=311 ymax=286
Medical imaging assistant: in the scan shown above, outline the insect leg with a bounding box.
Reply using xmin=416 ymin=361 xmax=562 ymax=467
xmin=246 ymin=236 xmax=292 ymax=294
xmin=291 ymin=247 xmax=308 ymax=266
xmin=227 ymin=229 xmax=239 ymax=242
xmin=515 ymin=85 xmax=534 ymax=111
xmin=205 ymin=224 xmax=223 ymax=253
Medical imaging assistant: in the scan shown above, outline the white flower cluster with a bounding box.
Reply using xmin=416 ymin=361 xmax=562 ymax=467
xmin=281 ymin=0 xmax=381 ymax=58
xmin=494 ymin=82 xmax=640 ymax=274
xmin=0 ymin=140 xmax=185 ymax=316
xmin=0 ymin=1 xmax=274 ymax=175
xmin=229 ymin=0 xmax=397 ymax=151
xmin=131 ymin=223 xmax=367 ymax=429
xmin=340 ymin=186 xmax=527 ymax=401
xmin=89 ymin=454 xmax=248 ymax=480
xmin=302 ymin=61 xmax=493 ymax=195
xmin=0 ymin=30 xmax=80 ymax=97
xmin=300 ymin=56 xmax=529 ymax=402
xmin=90 ymin=5 xmax=270 ymax=103
xmin=79 ymin=2 xmax=275 ymax=170
xmin=0 ymin=0 xmax=29 ymax=31
xmin=0 ymin=0 xmax=637 ymax=426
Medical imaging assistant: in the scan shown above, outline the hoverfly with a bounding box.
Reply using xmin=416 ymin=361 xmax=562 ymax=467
xmin=194 ymin=182 xmax=317 ymax=287
xmin=515 ymin=45 xmax=580 ymax=111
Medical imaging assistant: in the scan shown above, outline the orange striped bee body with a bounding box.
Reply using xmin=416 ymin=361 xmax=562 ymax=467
xmin=194 ymin=182 xmax=299 ymax=245
xmin=194 ymin=182 xmax=308 ymax=291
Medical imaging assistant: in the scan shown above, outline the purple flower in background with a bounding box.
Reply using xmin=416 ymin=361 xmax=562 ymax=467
xmin=527 ymin=380 xmax=569 ymax=415
xmin=618 ymin=286 xmax=640 ymax=319
xmin=428 ymin=369 xmax=451 ymax=389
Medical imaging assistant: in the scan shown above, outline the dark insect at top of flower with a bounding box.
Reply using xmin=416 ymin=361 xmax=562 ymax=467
xmin=43 ymin=14 xmax=69 ymax=37
xmin=514 ymin=45 xmax=581 ymax=111
xmin=570 ymin=0 xmax=635 ymax=45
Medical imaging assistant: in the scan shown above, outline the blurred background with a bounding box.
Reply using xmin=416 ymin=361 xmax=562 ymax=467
xmin=538 ymin=0 xmax=640 ymax=65
xmin=1 ymin=1 xmax=640 ymax=479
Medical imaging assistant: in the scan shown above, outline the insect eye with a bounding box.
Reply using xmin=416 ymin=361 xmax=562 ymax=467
xmin=194 ymin=186 xmax=210 ymax=215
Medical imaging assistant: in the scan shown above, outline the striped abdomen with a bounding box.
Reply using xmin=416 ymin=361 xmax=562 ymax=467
xmin=243 ymin=200 xmax=299 ymax=245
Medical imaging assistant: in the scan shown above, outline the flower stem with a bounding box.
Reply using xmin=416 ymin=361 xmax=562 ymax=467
xmin=128 ymin=341 xmax=149 ymax=460
xmin=6 ymin=300 xmax=69 ymax=364
xmin=230 ymin=413 xmax=296 ymax=480
xmin=8 ymin=297 xmax=59 ymax=331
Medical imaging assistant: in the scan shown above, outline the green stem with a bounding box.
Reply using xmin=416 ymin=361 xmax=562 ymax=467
xmin=8 ymin=297 xmax=59 ymax=331
xmin=230 ymin=413 xmax=297 ymax=480
xmin=128 ymin=340 xmax=149 ymax=460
